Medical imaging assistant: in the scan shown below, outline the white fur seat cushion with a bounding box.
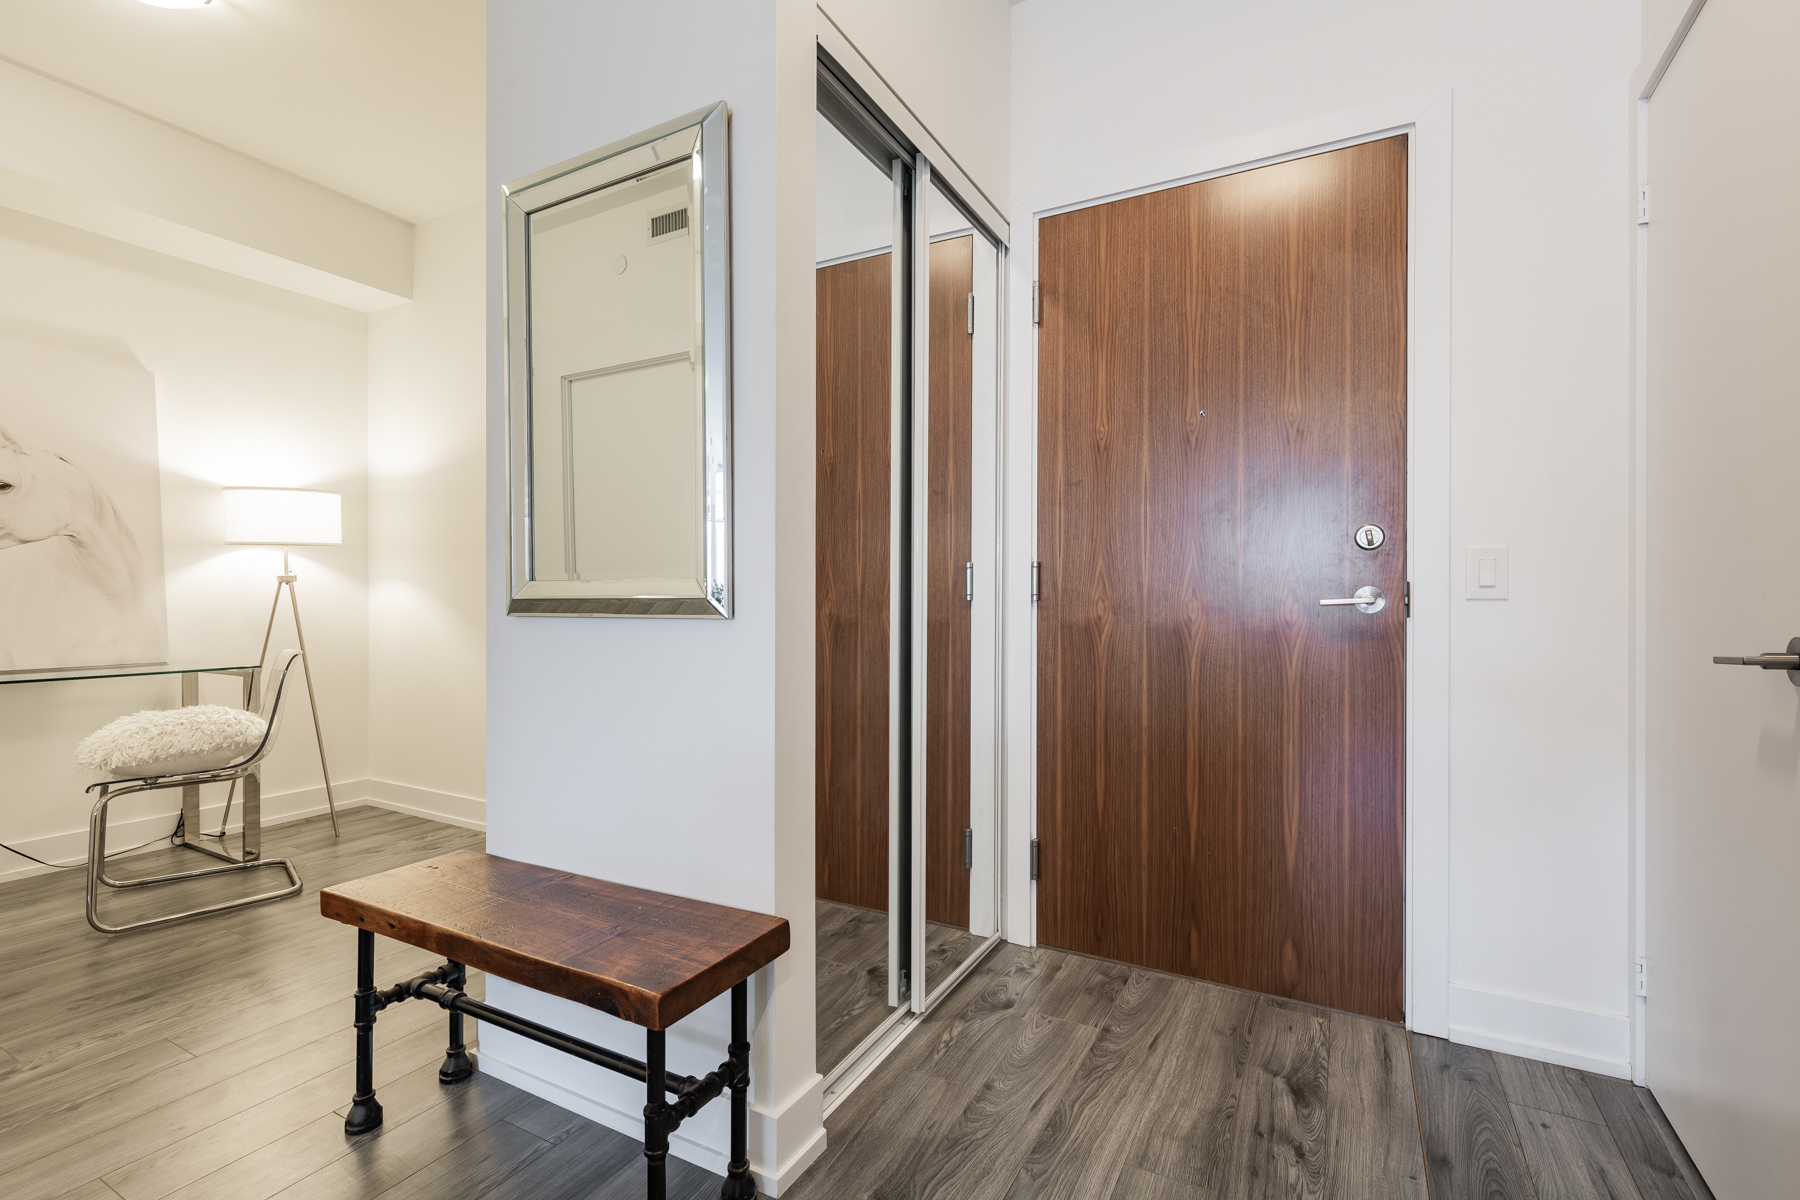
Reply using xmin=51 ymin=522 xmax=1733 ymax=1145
xmin=75 ymin=705 xmax=268 ymax=779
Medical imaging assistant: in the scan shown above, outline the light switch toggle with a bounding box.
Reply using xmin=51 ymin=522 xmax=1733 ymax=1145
xmin=1466 ymin=546 xmax=1509 ymax=600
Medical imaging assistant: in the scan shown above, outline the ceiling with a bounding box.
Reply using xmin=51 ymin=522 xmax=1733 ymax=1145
xmin=0 ymin=0 xmax=484 ymax=224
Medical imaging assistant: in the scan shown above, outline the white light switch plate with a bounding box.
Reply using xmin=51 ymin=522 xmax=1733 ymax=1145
xmin=1467 ymin=545 xmax=1509 ymax=600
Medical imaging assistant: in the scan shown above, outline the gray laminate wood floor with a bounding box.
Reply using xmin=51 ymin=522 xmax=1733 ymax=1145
xmin=816 ymin=900 xmax=990 ymax=1076
xmin=0 ymin=809 xmax=1713 ymax=1200
xmin=790 ymin=941 xmax=1715 ymax=1200
xmin=817 ymin=899 xmax=893 ymax=1074
xmin=0 ymin=807 xmax=728 ymax=1200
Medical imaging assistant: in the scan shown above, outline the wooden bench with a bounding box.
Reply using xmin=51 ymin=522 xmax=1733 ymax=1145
xmin=320 ymin=850 xmax=790 ymax=1200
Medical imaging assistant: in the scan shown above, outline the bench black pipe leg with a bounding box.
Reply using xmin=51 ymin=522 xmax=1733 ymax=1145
xmin=721 ymin=980 xmax=755 ymax=1198
xmin=440 ymin=960 xmax=474 ymax=1083
xmin=345 ymin=928 xmax=384 ymax=1134
xmin=644 ymin=1029 xmax=669 ymax=1200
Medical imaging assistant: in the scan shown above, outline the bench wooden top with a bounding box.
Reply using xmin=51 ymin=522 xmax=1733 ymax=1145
xmin=319 ymin=851 xmax=790 ymax=1029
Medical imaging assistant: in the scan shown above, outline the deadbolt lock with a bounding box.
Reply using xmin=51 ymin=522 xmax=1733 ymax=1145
xmin=1354 ymin=524 xmax=1386 ymax=550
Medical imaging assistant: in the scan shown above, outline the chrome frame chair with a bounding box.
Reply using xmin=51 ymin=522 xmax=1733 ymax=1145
xmin=85 ymin=649 xmax=307 ymax=934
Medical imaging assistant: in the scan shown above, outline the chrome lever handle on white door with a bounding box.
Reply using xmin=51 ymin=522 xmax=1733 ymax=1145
xmin=1319 ymin=585 xmax=1386 ymax=614
xmin=1713 ymin=636 xmax=1800 ymax=685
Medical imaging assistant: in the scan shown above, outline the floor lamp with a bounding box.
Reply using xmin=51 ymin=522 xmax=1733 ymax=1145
xmin=223 ymin=486 xmax=342 ymax=837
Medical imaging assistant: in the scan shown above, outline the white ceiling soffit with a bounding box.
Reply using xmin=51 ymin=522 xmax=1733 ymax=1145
xmin=0 ymin=0 xmax=483 ymax=226
xmin=0 ymin=58 xmax=412 ymax=311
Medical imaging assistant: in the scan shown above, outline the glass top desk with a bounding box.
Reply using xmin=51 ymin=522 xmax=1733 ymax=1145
xmin=2 ymin=661 xmax=267 ymax=866
xmin=0 ymin=660 xmax=259 ymax=692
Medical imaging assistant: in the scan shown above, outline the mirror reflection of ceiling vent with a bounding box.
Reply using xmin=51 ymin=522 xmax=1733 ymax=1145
xmin=648 ymin=205 xmax=690 ymax=244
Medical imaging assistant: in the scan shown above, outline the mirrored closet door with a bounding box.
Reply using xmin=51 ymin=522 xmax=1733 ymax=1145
xmin=815 ymin=66 xmax=1006 ymax=1082
xmin=814 ymin=102 xmax=906 ymax=1077
xmin=916 ymin=175 xmax=1002 ymax=1007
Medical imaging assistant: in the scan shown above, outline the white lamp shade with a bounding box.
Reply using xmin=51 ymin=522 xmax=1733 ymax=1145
xmin=223 ymin=488 xmax=342 ymax=546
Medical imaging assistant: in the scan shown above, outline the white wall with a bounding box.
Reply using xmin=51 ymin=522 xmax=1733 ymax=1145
xmin=484 ymin=2 xmax=822 ymax=1192
xmin=0 ymin=207 xmax=371 ymax=879
xmin=817 ymin=0 xmax=1011 ymax=213
xmin=0 ymin=181 xmax=489 ymax=887
xmin=1641 ymin=0 xmax=1701 ymax=64
xmin=367 ymin=203 xmax=487 ymax=825
xmin=1012 ymin=0 xmax=1641 ymax=1076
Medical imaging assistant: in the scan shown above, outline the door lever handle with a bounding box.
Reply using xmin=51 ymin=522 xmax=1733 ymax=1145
xmin=1714 ymin=637 xmax=1800 ymax=685
xmin=1319 ymin=585 xmax=1386 ymax=614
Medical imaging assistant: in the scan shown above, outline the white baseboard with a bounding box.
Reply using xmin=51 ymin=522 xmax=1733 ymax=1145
xmin=363 ymin=779 xmax=485 ymax=830
xmin=477 ymin=1046 xmax=826 ymax=1195
xmin=0 ymin=776 xmax=487 ymax=885
xmin=762 ymin=1072 xmax=829 ymax=1194
xmin=0 ymin=781 xmax=372 ymax=884
xmin=1448 ymin=982 xmax=1632 ymax=1078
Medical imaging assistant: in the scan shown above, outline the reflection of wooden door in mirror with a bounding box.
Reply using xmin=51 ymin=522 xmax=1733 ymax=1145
xmin=926 ymin=235 xmax=973 ymax=929
xmin=816 ymin=252 xmax=891 ymax=912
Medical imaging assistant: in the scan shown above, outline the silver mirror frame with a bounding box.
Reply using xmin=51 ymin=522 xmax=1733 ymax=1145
xmin=503 ymin=102 xmax=732 ymax=618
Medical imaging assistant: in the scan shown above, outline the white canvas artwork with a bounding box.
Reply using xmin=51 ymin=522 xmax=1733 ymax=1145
xmin=0 ymin=334 xmax=168 ymax=672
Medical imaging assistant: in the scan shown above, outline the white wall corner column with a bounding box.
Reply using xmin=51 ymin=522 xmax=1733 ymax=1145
xmin=483 ymin=1 xmax=823 ymax=1193
xmin=367 ymin=202 xmax=490 ymax=828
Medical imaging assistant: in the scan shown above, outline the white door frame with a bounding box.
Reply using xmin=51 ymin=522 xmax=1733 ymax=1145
xmin=1627 ymin=0 xmax=1710 ymax=1092
xmin=1000 ymin=88 xmax=1456 ymax=1034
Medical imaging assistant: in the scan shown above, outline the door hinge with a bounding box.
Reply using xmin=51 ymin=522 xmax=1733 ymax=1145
xmin=1030 ymin=838 xmax=1040 ymax=881
xmin=1404 ymin=580 xmax=1411 ymax=618
xmin=965 ymin=561 xmax=974 ymax=602
xmin=967 ymin=292 xmax=975 ymax=336
xmin=1635 ymin=954 xmax=1648 ymax=998
xmin=1637 ymin=185 xmax=1650 ymax=226
xmin=1032 ymin=281 xmax=1041 ymax=325
xmin=1031 ymin=561 xmax=1041 ymax=601
xmin=963 ymin=828 xmax=972 ymax=871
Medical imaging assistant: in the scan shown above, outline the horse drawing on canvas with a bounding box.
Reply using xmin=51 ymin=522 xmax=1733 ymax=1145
xmin=0 ymin=423 xmax=161 ymax=670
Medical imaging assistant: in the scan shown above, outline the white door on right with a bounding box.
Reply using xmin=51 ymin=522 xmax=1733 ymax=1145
xmin=1647 ymin=0 xmax=1800 ymax=1194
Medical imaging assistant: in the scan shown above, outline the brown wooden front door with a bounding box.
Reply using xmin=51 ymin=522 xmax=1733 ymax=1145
xmin=1036 ymin=137 xmax=1408 ymax=1021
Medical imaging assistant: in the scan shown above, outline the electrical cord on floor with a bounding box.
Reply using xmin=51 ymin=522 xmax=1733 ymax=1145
xmin=169 ymin=812 xmax=230 ymax=844
xmin=0 ymin=818 xmax=186 ymax=871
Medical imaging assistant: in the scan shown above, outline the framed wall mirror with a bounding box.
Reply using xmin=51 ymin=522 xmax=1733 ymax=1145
xmin=504 ymin=102 xmax=732 ymax=618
